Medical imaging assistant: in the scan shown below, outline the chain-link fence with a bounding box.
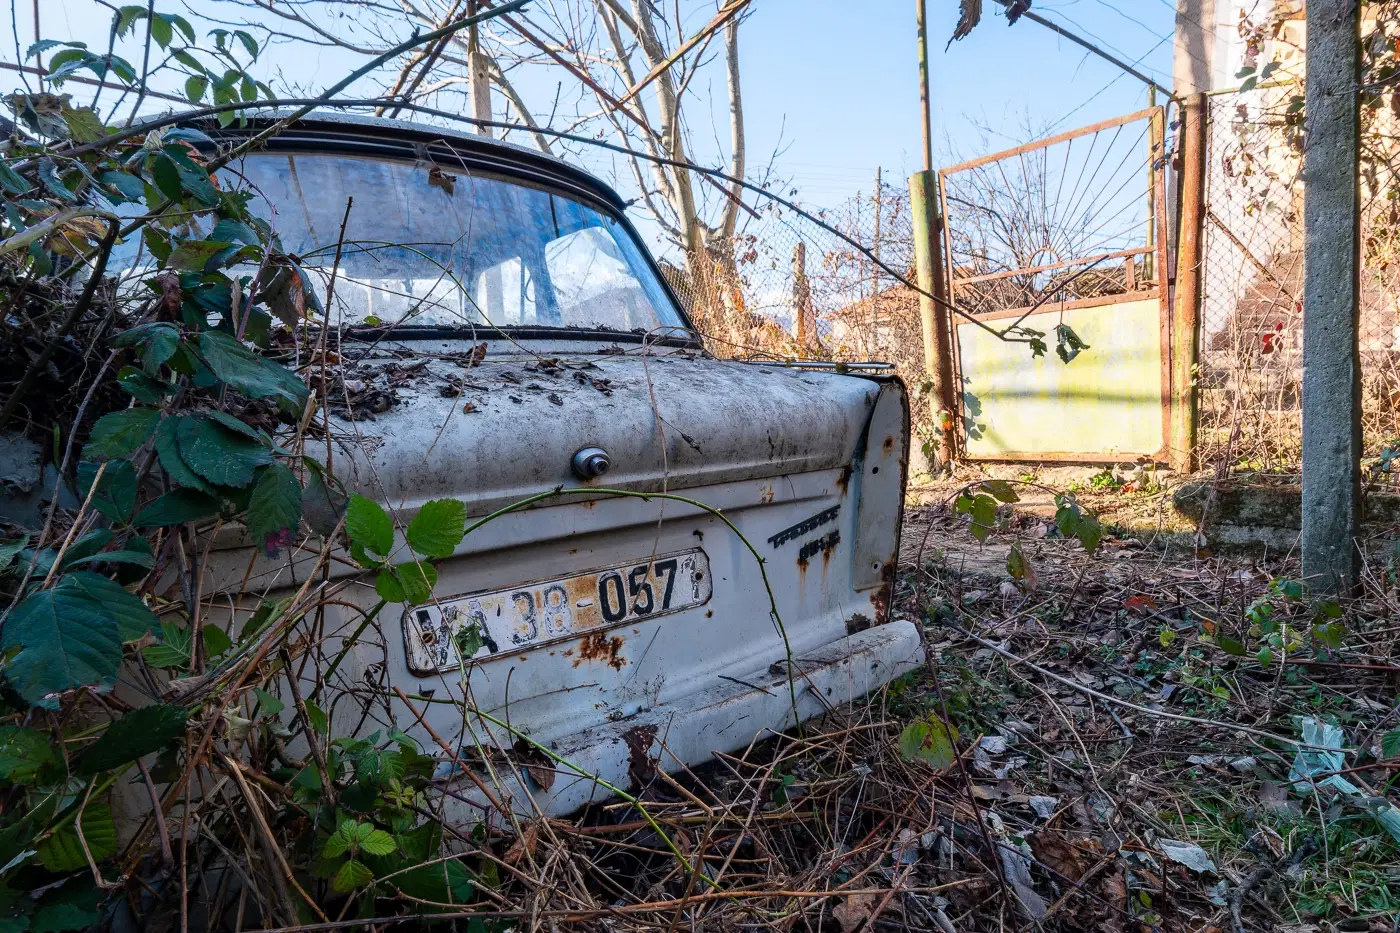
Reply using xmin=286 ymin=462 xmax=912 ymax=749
xmin=641 ymin=176 xmax=938 ymax=447
xmin=654 ymin=186 xmax=914 ymax=353
xmin=1199 ymin=85 xmax=1400 ymax=472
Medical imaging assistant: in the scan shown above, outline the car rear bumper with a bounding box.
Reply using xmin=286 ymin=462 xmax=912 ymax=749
xmin=437 ymin=618 xmax=925 ymax=818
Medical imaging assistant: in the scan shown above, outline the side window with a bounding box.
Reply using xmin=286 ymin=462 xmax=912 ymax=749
xmin=472 ymin=257 xmax=536 ymax=325
xmin=545 ymin=226 xmax=654 ymax=330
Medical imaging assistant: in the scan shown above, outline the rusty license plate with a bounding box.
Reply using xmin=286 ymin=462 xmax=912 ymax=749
xmin=403 ymin=548 xmax=712 ymax=673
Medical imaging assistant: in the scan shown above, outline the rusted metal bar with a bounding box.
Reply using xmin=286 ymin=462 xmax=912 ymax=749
xmin=952 ymin=246 xmax=1153 ymax=287
xmin=911 ymin=170 xmax=957 ymax=467
xmin=965 ymin=287 xmax=1159 ymax=322
xmin=1153 ymin=106 xmax=1174 ymax=467
xmin=940 ymin=106 xmax=1159 ymax=176
xmin=1170 ymin=93 xmax=1207 ymax=473
xmin=966 ymin=451 xmax=1154 ymax=464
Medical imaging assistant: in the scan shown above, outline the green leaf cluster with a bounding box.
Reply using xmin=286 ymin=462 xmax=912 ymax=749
xmin=345 ymin=496 xmax=466 ymax=606
xmin=954 ymin=481 xmax=1017 ymax=543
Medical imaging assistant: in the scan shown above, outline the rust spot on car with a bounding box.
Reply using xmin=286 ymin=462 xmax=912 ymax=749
xmin=574 ymin=632 xmax=626 ymax=669
xmin=846 ymin=613 xmax=873 ymax=636
xmin=705 ymin=609 xmax=713 ymax=618
xmin=759 ymin=483 xmax=774 ymax=503
xmin=869 ymin=561 xmax=897 ymax=624
xmin=836 ymin=465 xmax=853 ymax=495
xmin=623 ymin=724 xmax=659 ymax=791
xmin=882 ymin=434 xmax=894 ymax=454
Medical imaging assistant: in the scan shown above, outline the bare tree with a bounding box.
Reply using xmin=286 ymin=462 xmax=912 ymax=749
xmin=190 ymin=0 xmax=759 ymax=333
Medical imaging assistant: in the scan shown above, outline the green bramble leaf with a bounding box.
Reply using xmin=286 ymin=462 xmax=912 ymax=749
xmin=83 ymin=408 xmax=159 ymax=459
xmin=968 ymin=494 xmax=997 ymax=543
xmin=2 ymin=582 xmax=121 ymax=704
xmin=979 ymin=480 xmax=1019 ymax=504
xmin=898 ymin=717 xmax=958 ymax=770
xmin=405 ymin=498 xmax=466 ymax=558
xmin=1381 ymin=729 xmax=1400 ymax=759
xmin=0 ymin=726 xmax=54 ymax=784
xmin=150 ymin=153 xmax=183 ymax=201
xmin=332 ymin=859 xmax=373 ymax=893
xmin=374 ymin=569 xmax=405 ymax=604
xmin=175 ymin=415 xmax=273 ymax=488
xmin=0 ymin=535 xmax=27 ymax=572
xmin=1216 ymin=634 xmax=1247 ymax=657
xmin=30 ymin=877 xmax=103 ymax=933
xmin=75 ymin=704 xmax=188 ymax=774
xmin=359 ymin=829 xmax=397 ymax=857
xmin=304 ymin=700 xmax=328 ymax=736
xmin=394 ymin=562 xmax=437 ymax=606
xmin=134 ymin=489 xmax=221 ymax=528
xmin=36 ymin=804 xmax=117 ymax=872
xmin=63 ymin=571 xmax=158 ymax=642
xmin=247 ymin=463 xmax=302 ymax=558
xmin=201 ymin=624 xmax=232 ymax=659
xmin=142 ymin=622 xmax=191 ymax=670
xmin=346 ymin=494 xmax=393 ymax=557
xmin=391 ymin=858 xmax=474 ymax=904
xmin=253 ymin=688 xmax=284 ymax=718
xmin=196 ymin=331 xmax=308 ymax=407
xmin=59 ymin=105 xmax=105 ymax=144
xmin=37 ymin=159 xmax=77 ymax=200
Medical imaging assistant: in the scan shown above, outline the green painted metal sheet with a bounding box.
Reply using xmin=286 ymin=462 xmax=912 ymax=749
xmin=957 ymin=297 xmax=1164 ymax=458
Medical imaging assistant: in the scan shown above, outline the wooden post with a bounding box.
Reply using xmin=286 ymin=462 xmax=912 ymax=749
xmin=792 ymin=241 xmax=815 ymax=349
xmin=914 ymin=0 xmax=956 ymax=467
xmin=872 ymin=166 xmax=883 ymax=321
xmin=1301 ymin=0 xmax=1362 ymax=594
xmin=468 ymin=0 xmax=492 ymax=137
xmin=912 ymin=170 xmax=957 ymax=466
xmin=1170 ymin=92 xmax=1207 ymax=473
xmin=1145 ymin=86 xmax=1158 ymax=282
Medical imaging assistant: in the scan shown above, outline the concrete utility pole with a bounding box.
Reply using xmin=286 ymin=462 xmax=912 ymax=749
xmin=1301 ymin=0 xmax=1362 ymax=593
xmin=911 ymin=0 xmax=958 ymax=470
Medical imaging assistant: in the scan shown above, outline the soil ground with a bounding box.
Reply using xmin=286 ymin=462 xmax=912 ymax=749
xmin=873 ymin=475 xmax=1400 ymax=933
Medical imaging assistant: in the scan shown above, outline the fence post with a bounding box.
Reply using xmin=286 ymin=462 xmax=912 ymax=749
xmin=911 ymin=170 xmax=957 ymax=467
xmin=1170 ymin=92 xmax=1207 ymax=473
xmin=1301 ymin=0 xmax=1362 ymax=594
xmin=791 ymin=241 xmax=816 ymax=349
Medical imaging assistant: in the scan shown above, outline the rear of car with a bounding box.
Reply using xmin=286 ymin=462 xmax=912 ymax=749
xmin=198 ymin=116 xmax=923 ymax=816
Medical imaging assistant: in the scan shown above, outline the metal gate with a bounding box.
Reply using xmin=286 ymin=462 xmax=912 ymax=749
xmin=939 ymin=107 xmax=1173 ymax=463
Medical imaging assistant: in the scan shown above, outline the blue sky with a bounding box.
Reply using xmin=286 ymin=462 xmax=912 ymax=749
xmin=7 ymin=0 xmax=1177 ymax=212
xmin=737 ymin=0 xmax=1176 ymax=204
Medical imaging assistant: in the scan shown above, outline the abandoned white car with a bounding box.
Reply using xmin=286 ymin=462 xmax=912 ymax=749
xmin=177 ymin=114 xmax=923 ymax=817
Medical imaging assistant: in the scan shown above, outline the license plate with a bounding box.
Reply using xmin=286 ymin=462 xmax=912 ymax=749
xmin=402 ymin=549 xmax=712 ymax=674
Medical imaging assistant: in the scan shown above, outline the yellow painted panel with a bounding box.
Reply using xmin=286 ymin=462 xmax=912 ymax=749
xmin=957 ymin=298 xmax=1163 ymax=458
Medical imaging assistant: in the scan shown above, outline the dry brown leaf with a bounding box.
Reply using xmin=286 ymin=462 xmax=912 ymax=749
xmin=503 ymin=820 xmax=539 ymax=866
xmin=832 ymin=892 xmax=876 ymax=933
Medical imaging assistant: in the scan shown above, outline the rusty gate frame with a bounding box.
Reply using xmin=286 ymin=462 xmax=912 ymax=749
xmin=936 ymin=106 xmax=1178 ymax=465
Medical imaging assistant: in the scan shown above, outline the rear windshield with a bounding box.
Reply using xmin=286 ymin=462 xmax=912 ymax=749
xmin=180 ymin=151 xmax=685 ymax=334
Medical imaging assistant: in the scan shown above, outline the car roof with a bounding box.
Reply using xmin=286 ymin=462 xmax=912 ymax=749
xmin=188 ymin=110 xmax=628 ymax=213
